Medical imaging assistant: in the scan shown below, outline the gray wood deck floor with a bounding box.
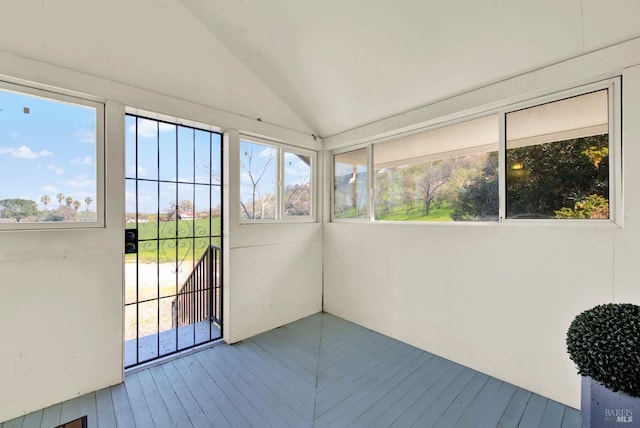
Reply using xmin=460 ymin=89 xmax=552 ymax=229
xmin=1 ymin=313 xmax=582 ymax=427
xmin=125 ymin=320 xmax=221 ymax=368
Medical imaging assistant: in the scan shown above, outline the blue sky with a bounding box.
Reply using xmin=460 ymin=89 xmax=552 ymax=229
xmin=0 ymin=89 xmax=308 ymax=217
xmin=240 ymin=140 xmax=277 ymax=203
xmin=125 ymin=116 xmax=222 ymax=215
xmin=240 ymin=140 xmax=311 ymax=205
xmin=0 ymin=88 xmax=97 ymax=210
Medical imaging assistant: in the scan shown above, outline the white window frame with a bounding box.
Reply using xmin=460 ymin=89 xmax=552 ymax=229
xmin=499 ymin=77 xmax=621 ymax=226
xmin=239 ymin=134 xmax=316 ymax=223
xmin=369 ymin=113 xmax=500 ymax=223
xmin=330 ymin=77 xmax=622 ymax=226
xmin=0 ymin=80 xmax=105 ymax=231
xmin=331 ymin=144 xmax=371 ymax=222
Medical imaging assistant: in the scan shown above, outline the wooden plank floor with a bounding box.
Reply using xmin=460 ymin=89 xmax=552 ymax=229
xmin=124 ymin=320 xmax=221 ymax=368
xmin=1 ymin=313 xmax=582 ymax=427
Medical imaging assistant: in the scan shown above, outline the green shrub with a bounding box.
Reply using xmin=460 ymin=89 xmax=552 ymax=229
xmin=566 ymin=303 xmax=640 ymax=397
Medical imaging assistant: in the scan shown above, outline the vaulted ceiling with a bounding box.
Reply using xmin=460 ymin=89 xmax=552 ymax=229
xmin=180 ymin=0 xmax=640 ymax=138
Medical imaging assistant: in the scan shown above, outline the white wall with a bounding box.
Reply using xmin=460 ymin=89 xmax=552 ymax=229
xmin=0 ymin=0 xmax=311 ymax=135
xmin=0 ymin=100 xmax=125 ymax=423
xmin=0 ymin=1 xmax=321 ymax=422
xmin=224 ymin=130 xmax=323 ymax=343
xmin=323 ymin=41 xmax=640 ymax=409
xmin=225 ymin=224 xmax=323 ymax=342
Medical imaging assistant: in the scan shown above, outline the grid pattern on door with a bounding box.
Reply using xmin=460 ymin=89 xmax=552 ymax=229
xmin=124 ymin=114 xmax=223 ymax=368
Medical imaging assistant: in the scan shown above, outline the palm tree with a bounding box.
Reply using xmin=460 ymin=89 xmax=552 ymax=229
xmin=84 ymin=196 xmax=93 ymax=212
xmin=41 ymin=195 xmax=51 ymax=210
xmin=65 ymin=196 xmax=73 ymax=207
xmin=73 ymin=200 xmax=81 ymax=211
xmin=56 ymin=193 xmax=64 ymax=207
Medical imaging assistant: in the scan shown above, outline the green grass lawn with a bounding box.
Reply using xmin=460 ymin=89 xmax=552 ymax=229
xmin=376 ymin=204 xmax=454 ymax=222
xmin=126 ymin=217 xmax=221 ymax=263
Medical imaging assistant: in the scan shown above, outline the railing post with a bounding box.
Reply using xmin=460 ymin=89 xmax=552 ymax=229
xmin=214 ymin=247 xmax=219 ymax=321
xmin=172 ymin=301 xmax=177 ymax=329
xmin=171 ymin=244 xmax=219 ymax=328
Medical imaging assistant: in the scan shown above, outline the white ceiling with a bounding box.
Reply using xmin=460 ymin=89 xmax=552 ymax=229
xmin=180 ymin=0 xmax=640 ymax=138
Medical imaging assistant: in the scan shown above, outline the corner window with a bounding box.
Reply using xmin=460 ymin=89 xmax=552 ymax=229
xmin=333 ymin=148 xmax=369 ymax=219
xmin=239 ymin=137 xmax=315 ymax=222
xmin=331 ymin=78 xmax=620 ymax=225
xmin=0 ymin=82 xmax=103 ymax=229
xmin=506 ymin=89 xmax=610 ymax=220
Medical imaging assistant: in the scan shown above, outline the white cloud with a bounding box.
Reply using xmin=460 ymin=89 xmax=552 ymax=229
xmin=126 ymin=166 xmax=147 ymax=177
xmin=0 ymin=145 xmax=53 ymax=159
xmin=48 ymin=164 xmax=64 ymax=175
xmin=160 ymin=183 xmax=177 ymax=192
xmin=8 ymin=131 xmax=18 ymax=139
xmin=195 ymin=174 xmax=217 ymax=183
xmin=75 ymin=129 xmax=95 ymax=143
xmin=65 ymin=175 xmax=95 ymax=189
xmin=129 ymin=119 xmax=175 ymax=138
xmin=284 ymin=158 xmax=311 ymax=178
xmin=43 ymin=185 xmax=57 ymax=193
xmin=70 ymin=156 xmax=95 ymax=166
xmin=258 ymin=147 xmax=276 ymax=158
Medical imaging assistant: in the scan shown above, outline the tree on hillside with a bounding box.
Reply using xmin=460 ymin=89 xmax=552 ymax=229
xmin=284 ymin=181 xmax=311 ymax=216
xmin=56 ymin=193 xmax=65 ymax=207
xmin=555 ymin=194 xmax=609 ymax=219
xmin=44 ymin=206 xmax=78 ymax=222
xmin=167 ymin=200 xmax=195 ymax=220
xmin=260 ymin=193 xmax=275 ymax=219
xmin=401 ymin=168 xmax=418 ymax=215
xmin=374 ymin=169 xmax=392 ymax=218
xmin=506 ymin=135 xmax=608 ymax=218
xmin=179 ymin=199 xmax=193 ymax=214
xmin=73 ymin=200 xmax=81 ymax=211
xmin=0 ymin=198 xmax=38 ymax=222
xmin=417 ymin=160 xmax=453 ymax=215
xmin=65 ymin=196 xmax=73 ymax=207
xmin=41 ymin=195 xmax=51 ymax=210
xmin=84 ymin=196 xmax=93 ymax=212
xmin=451 ymin=152 xmax=499 ymax=221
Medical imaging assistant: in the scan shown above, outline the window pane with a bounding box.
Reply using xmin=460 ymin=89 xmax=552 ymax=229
xmin=158 ymin=122 xmax=177 ymax=182
xmin=136 ymin=118 xmax=158 ymax=181
xmin=373 ymin=116 xmax=499 ymax=221
xmin=0 ymin=87 xmax=98 ymax=224
xmin=193 ymin=184 xmax=211 ymax=237
xmin=240 ymin=140 xmax=276 ymax=220
xmin=334 ymin=148 xmax=368 ymax=219
xmin=284 ymin=151 xmax=311 ymax=216
xmin=177 ymin=126 xmax=194 ymax=183
xmin=210 ymin=133 xmax=222 ymax=185
xmin=374 ymin=152 xmax=498 ymax=221
xmin=125 ymin=115 xmax=137 ymax=179
xmin=506 ymin=90 xmax=609 ymax=219
xmin=177 ymin=183 xmax=195 ymax=238
xmin=211 ymin=186 xmax=221 ymax=236
xmin=194 ymin=129 xmax=211 ymax=184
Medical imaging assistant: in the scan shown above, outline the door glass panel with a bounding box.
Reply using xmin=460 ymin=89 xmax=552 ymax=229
xmin=124 ymin=115 xmax=223 ymax=368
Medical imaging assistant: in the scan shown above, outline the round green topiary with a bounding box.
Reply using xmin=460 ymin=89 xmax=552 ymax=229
xmin=566 ymin=303 xmax=640 ymax=397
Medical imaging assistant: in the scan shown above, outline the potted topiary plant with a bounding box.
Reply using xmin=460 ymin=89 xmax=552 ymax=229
xmin=566 ymin=303 xmax=640 ymax=427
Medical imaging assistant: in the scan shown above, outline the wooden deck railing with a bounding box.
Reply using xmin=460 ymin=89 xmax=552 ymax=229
xmin=171 ymin=245 xmax=221 ymax=328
